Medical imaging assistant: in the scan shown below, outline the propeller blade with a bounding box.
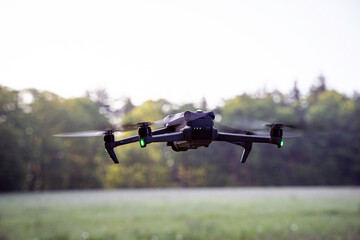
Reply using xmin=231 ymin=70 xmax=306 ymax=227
xmin=216 ymin=119 xmax=301 ymax=138
xmin=251 ymin=130 xmax=301 ymax=138
xmin=217 ymin=117 xmax=268 ymax=132
xmin=54 ymin=119 xmax=166 ymax=138
xmin=265 ymin=122 xmax=298 ymax=129
xmin=53 ymin=130 xmax=106 ymax=137
xmin=215 ymin=122 xmax=257 ymax=135
xmin=118 ymin=119 xmax=165 ymax=132
xmin=282 ymin=132 xmax=301 ymax=138
xmin=118 ymin=124 xmax=138 ymax=132
xmin=152 ymin=119 xmax=165 ymax=127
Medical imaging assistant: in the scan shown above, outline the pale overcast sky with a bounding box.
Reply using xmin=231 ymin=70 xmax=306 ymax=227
xmin=1 ymin=0 xmax=359 ymax=107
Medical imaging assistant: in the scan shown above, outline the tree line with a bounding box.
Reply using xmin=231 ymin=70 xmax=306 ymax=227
xmin=1 ymin=76 xmax=359 ymax=191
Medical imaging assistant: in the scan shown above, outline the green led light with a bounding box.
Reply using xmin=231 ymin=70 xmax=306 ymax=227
xmin=105 ymin=148 xmax=108 ymax=153
xmin=280 ymin=139 xmax=284 ymax=147
xmin=140 ymin=138 xmax=146 ymax=147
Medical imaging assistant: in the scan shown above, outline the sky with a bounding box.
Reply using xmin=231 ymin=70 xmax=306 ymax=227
xmin=1 ymin=0 xmax=360 ymax=108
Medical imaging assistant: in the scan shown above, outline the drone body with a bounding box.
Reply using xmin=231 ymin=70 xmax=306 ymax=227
xmin=55 ymin=109 xmax=286 ymax=164
xmin=99 ymin=110 xmax=284 ymax=164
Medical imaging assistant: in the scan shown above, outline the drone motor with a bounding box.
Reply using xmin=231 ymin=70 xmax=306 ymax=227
xmin=138 ymin=124 xmax=152 ymax=148
xmin=104 ymin=131 xmax=119 ymax=163
xmin=269 ymin=124 xmax=284 ymax=148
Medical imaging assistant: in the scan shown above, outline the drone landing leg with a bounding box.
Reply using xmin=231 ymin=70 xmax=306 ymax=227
xmin=230 ymin=142 xmax=252 ymax=163
xmin=105 ymin=135 xmax=140 ymax=164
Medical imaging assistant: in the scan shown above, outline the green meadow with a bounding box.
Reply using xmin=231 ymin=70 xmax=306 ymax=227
xmin=0 ymin=188 xmax=359 ymax=240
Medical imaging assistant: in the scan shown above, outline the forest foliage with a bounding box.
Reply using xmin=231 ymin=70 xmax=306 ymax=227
xmin=1 ymin=77 xmax=360 ymax=191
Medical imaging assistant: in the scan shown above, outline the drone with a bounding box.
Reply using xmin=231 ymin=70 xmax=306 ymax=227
xmin=54 ymin=110 xmax=289 ymax=164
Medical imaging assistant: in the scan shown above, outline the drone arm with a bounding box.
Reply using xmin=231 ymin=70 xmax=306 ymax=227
xmin=151 ymin=128 xmax=169 ymax=136
xmin=104 ymin=135 xmax=140 ymax=164
xmin=106 ymin=132 xmax=184 ymax=152
xmin=215 ymin=132 xmax=270 ymax=163
xmin=150 ymin=132 xmax=184 ymax=142
xmin=215 ymin=132 xmax=271 ymax=143
xmin=112 ymin=135 xmax=140 ymax=148
xmin=104 ymin=131 xmax=184 ymax=164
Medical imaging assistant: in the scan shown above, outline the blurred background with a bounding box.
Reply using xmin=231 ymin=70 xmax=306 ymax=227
xmin=0 ymin=0 xmax=359 ymax=239
xmin=1 ymin=78 xmax=360 ymax=190
xmin=1 ymin=0 xmax=360 ymax=190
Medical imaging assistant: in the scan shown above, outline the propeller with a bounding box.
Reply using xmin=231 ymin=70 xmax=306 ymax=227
xmin=215 ymin=122 xmax=257 ymax=135
xmin=252 ymin=130 xmax=300 ymax=138
xmin=216 ymin=120 xmax=302 ymax=138
xmin=264 ymin=122 xmax=298 ymax=130
xmin=53 ymin=130 xmax=111 ymax=137
xmin=53 ymin=119 xmax=164 ymax=138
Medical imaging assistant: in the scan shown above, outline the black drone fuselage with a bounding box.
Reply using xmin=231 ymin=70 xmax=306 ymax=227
xmin=165 ymin=110 xmax=215 ymax=151
xmin=104 ymin=110 xmax=283 ymax=164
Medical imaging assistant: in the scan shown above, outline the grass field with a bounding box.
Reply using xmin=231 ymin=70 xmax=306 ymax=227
xmin=0 ymin=187 xmax=359 ymax=240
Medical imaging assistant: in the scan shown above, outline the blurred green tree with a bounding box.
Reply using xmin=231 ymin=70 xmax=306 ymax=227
xmin=0 ymin=86 xmax=109 ymax=190
xmin=1 ymin=78 xmax=360 ymax=191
